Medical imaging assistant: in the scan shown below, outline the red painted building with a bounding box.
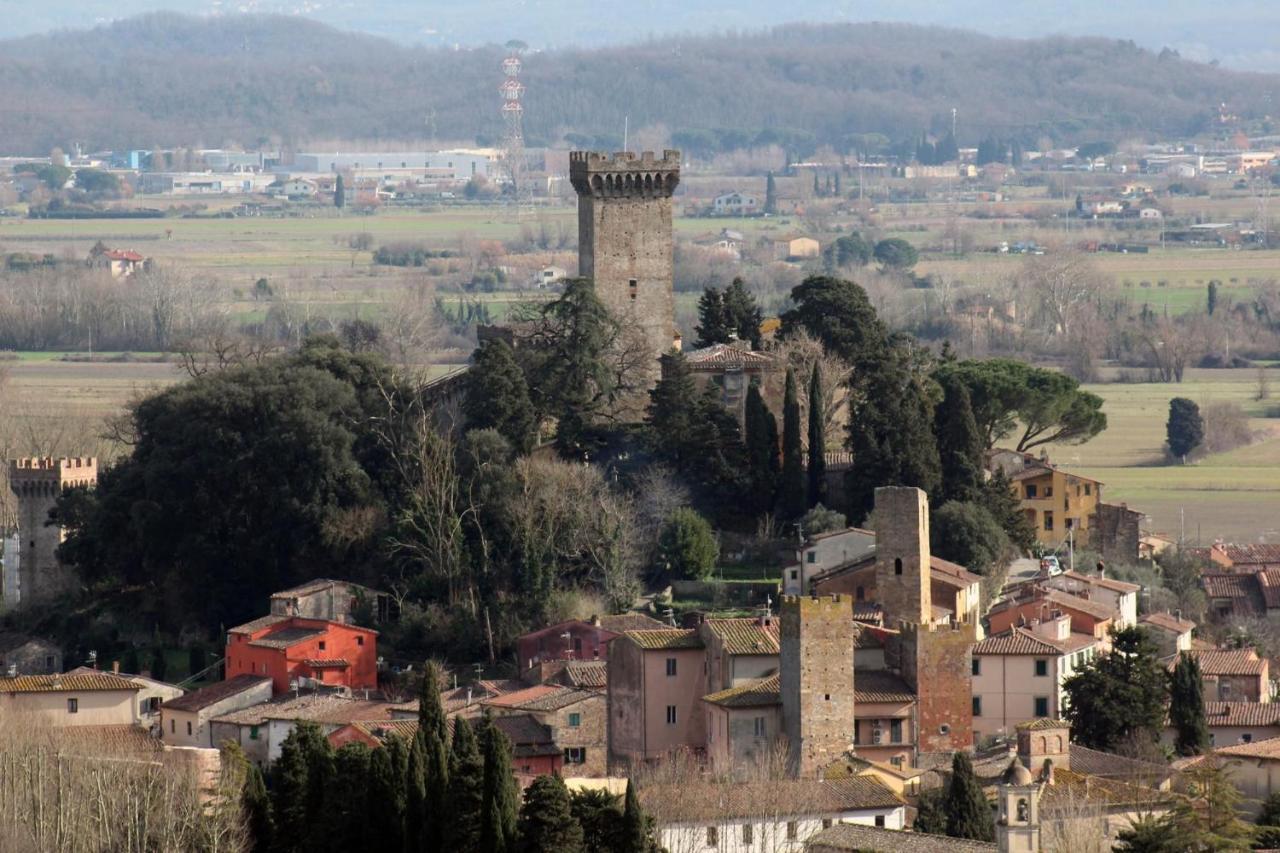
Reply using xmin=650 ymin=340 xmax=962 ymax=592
xmin=225 ymin=615 xmax=377 ymax=695
xmin=515 ymin=613 xmax=667 ymax=673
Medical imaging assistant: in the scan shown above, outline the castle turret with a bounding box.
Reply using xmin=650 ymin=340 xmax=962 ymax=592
xmin=780 ymin=594 xmax=855 ymax=777
xmin=7 ymin=457 xmax=96 ymax=604
xmin=873 ymin=486 xmax=932 ymax=626
xmin=570 ymin=150 xmax=681 ymax=384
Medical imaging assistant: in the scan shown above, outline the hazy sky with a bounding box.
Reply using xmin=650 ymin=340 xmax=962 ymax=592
xmin=2 ymin=0 xmax=1279 ymax=71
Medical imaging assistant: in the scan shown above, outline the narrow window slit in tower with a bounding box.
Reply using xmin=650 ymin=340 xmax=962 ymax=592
xmin=629 ymin=279 xmax=638 ymax=301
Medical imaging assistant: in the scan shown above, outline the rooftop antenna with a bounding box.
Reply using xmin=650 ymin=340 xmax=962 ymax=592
xmin=623 ymin=115 xmax=629 ymax=153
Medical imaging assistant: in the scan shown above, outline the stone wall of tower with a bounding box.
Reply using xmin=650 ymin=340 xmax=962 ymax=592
xmin=7 ymin=457 xmax=97 ymax=604
xmin=901 ymin=621 xmax=977 ymax=757
xmin=873 ymin=486 xmax=931 ymax=626
xmin=780 ymin=594 xmax=855 ymax=777
xmin=570 ymin=150 xmax=680 ymax=385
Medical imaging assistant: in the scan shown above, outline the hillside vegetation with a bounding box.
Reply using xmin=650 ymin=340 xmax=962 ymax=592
xmin=1 ymin=14 xmax=1277 ymax=154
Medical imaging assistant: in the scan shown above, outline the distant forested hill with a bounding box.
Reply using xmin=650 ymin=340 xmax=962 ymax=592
xmin=1 ymin=13 xmax=1276 ymax=155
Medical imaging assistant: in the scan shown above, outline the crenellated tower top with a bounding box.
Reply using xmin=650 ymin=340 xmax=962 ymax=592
xmin=570 ymin=149 xmax=681 ymax=198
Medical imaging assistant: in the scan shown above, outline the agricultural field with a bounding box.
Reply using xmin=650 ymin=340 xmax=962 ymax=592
xmin=1047 ymin=368 xmax=1280 ymax=544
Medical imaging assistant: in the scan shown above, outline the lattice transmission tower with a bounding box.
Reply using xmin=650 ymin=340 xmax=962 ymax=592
xmin=500 ymin=41 xmax=534 ymax=215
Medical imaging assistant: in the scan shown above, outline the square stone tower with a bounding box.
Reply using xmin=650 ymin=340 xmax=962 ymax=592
xmin=873 ymin=486 xmax=932 ymax=626
xmin=8 ymin=457 xmax=97 ymax=604
xmin=780 ymin=594 xmax=856 ymax=777
xmin=569 ymin=150 xmax=680 ymax=383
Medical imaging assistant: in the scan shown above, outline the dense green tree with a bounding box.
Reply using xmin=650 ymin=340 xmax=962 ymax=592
xmin=149 ymin=648 xmax=167 ymax=682
xmin=1170 ymin=652 xmax=1210 ymax=756
xmin=570 ymin=788 xmax=622 ymax=852
xmin=693 ymin=287 xmax=730 ymax=348
xmin=517 ymin=774 xmax=584 ymax=853
xmin=240 ymin=751 xmax=275 ymax=853
xmin=54 ymin=337 xmax=402 ymax=630
xmin=327 ymin=743 xmax=372 ymax=848
xmin=1116 ymin=813 xmax=1183 ymax=853
xmin=1063 ymin=626 xmax=1170 ymax=751
xmin=912 ymin=787 xmax=948 ymax=834
xmin=945 ymin=752 xmax=995 ymax=841
xmin=799 ymin=504 xmax=846 ymax=536
xmin=335 ymin=173 xmax=346 ymax=208
xmin=658 ymin=508 xmax=719 ymax=580
xmin=978 ymin=470 xmax=1037 ymax=554
xmin=845 ymin=341 xmax=941 ymax=523
xmin=743 ymin=384 xmax=780 ymax=514
xmin=617 ymin=779 xmax=661 ymax=853
xmin=936 ymin=358 xmax=1106 ymax=452
xmin=764 ymin=171 xmax=777 ymax=215
xmin=874 ymin=237 xmax=919 ymax=270
xmin=1167 ymin=397 xmax=1204 ymax=461
xmin=74 ymin=168 xmax=120 ymax=194
xmin=1170 ymin=760 xmax=1255 ymax=851
xmin=367 ymin=745 xmax=405 ymax=853
xmin=418 ymin=662 xmax=450 ymax=848
xmin=646 ymin=351 xmax=746 ymax=501
xmin=1256 ymin=791 xmax=1280 ymax=848
xmin=722 ymin=278 xmax=764 ymax=348
xmin=935 ymin=131 xmax=959 ymax=163
xmin=824 ymin=233 xmax=874 ymax=269
xmin=480 ymin=718 xmax=520 ymax=853
xmin=406 ymin=733 xmax=428 ymax=850
xmin=448 ymin=718 xmax=485 ymax=851
xmin=779 ymin=276 xmax=888 ymax=372
xmin=1207 ymin=280 xmax=1218 ymax=316
xmin=933 ymin=372 xmax=984 ymax=504
xmin=465 ymin=339 xmax=537 ymax=454
xmin=931 ymin=500 xmax=1009 ymax=575
xmin=779 ymin=368 xmax=807 ymax=521
xmin=807 ymin=363 xmax=827 ymax=509
xmin=272 ymin=722 xmax=332 ymax=853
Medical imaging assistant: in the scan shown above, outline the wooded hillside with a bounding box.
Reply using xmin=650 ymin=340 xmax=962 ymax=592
xmin=1 ymin=14 xmax=1276 ymax=154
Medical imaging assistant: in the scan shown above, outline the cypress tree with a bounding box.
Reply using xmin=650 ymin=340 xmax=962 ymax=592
xmin=271 ymin=723 xmax=317 ymax=853
xmin=335 ymin=173 xmax=346 ymax=208
xmin=934 ymin=372 xmax=984 ymax=505
xmin=242 ymin=754 xmax=275 ymax=853
xmin=744 ymin=384 xmax=780 ymax=514
xmin=480 ymin=718 xmax=519 ymax=853
xmin=722 ymin=277 xmax=763 ymax=348
xmin=945 ymin=752 xmax=995 ymax=841
xmin=517 ymin=774 xmax=584 ymax=853
xmin=405 ymin=734 xmax=428 ymax=852
xmin=779 ymin=368 xmax=806 ymax=521
xmin=417 ymin=662 xmax=450 ymax=848
xmin=464 ymin=339 xmax=537 ymax=454
xmin=764 ymin=171 xmax=777 ymax=215
xmin=387 ymin=734 xmax=410 ymax=817
xmin=912 ymin=787 xmax=947 ymax=835
xmin=448 ymin=717 xmax=485 ymax=851
xmin=328 ymin=742 xmax=372 ymax=849
xmin=807 ymin=363 xmax=827 ymax=509
xmin=149 ymin=647 xmax=167 ymax=682
xmin=693 ymin=287 xmax=730 ymax=348
xmin=300 ymin=723 xmax=335 ymax=851
xmin=368 ymin=745 xmax=405 ymax=853
xmin=1171 ymin=652 xmax=1210 ymax=756
xmin=617 ymin=779 xmax=658 ymax=853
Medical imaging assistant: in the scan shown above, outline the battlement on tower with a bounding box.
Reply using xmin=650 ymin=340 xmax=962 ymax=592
xmin=9 ymin=457 xmax=98 ymax=489
xmin=570 ymin=149 xmax=681 ymax=197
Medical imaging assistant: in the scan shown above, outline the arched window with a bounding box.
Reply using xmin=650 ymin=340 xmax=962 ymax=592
xmin=1054 ymin=736 xmax=1063 ymax=752
xmin=591 ymin=175 xmax=603 ymax=193
xmin=894 ymin=558 xmax=903 ymax=575
xmin=1038 ymin=736 xmax=1047 ymax=754
xmin=1016 ymin=799 xmax=1028 ymax=822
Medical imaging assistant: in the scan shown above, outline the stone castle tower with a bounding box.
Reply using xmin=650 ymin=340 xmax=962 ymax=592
xmin=7 ymin=457 xmax=97 ymax=604
xmin=874 ymin=486 xmax=932 ymax=625
xmin=569 ymin=150 xmax=681 ymax=381
xmin=780 ymin=594 xmax=856 ymax=777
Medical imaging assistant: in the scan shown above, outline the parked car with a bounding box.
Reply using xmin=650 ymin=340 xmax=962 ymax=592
xmin=1040 ymin=555 xmax=1063 ymax=577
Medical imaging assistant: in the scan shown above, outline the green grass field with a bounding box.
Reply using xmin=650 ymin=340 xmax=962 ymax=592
xmin=1044 ymin=368 xmax=1280 ymax=543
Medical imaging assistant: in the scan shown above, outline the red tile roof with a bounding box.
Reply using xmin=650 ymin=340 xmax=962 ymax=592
xmin=161 ymin=674 xmax=270 ymax=712
xmin=0 ymin=671 xmax=140 ymax=694
xmin=1216 ymin=734 xmax=1280 ymax=758
xmin=483 ymin=684 xmax=600 ymax=712
xmin=974 ymin=628 xmax=1072 ymax=656
xmin=303 ymin=659 xmax=350 ymax=669
xmin=854 ymin=670 xmax=914 ymax=704
xmin=703 ymin=618 xmax=780 ymax=655
xmin=1203 ymin=701 xmax=1280 ymax=728
xmin=1171 ymin=648 xmax=1266 ymax=676
xmin=1221 ymin=544 xmax=1280 ymax=566
xmin=624 ymin=629 xmax=704 ymax=650
xmin=1140 ymin=612 xmax=1196 ymax=633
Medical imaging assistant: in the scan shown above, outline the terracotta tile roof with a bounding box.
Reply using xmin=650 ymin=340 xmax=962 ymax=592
xmin=228 ymin=614 xmax=291 ymax=634
xmin=1202 ymin=701 xmax=1280 ymax=728
xmin=807 ymin=823 xmax=995 ymax=852
xmin=348 ymin=719 xmax=420 ymax=743
xmin=640 ymin=776 xmax=902 ymax=824
xmin=1140 ymin=612 xmax=1196 ymax=633
xmin=0 ymin=671 xmax=140 ymax=694
xmin=47 ymin=725 xmax=163 ymax=755
xmin=683 ymin=343 xmax=776 ymax=369
xmin=853 ymin=605 xmax=883 ymax=627
xmin=303 ymin=659 xmax=350 ymax=669
xmin=1221 ymin=544 xmax=1280 ymax=566
xmin=702 ymin=674 xmax=781 ymax=708
xmin=624 ymin=629 xmax=703 ymax=650
xmin=929 ymin=557 xmax=983 ymax=588
xmin=1038 ymin=588 xmax=1116 ymax=620
xmin=492 ymin=714 xmax=561 ymax=758
xmin=1068 ymin=744 xmax=1174 ymax=783
xmin=1041 ymin=768 xmax=1175 ymax=810
xmin=1216 ymin=734 xmax=1280 ymax=759
xmin=1017 ymin=718 xmax=1070 ymax=731
xmin=1169 ymin=648 xmax=1265 ymax=676
xmin=483 ymin=684 xmax=599 ymax=713
xmin=597 ymin=613 xmax=668 ymax=632
xmin=246 ymin=626 xmax=328 ymax=649
xmin=104 ymin=249 xmax=145 ymax=262
xmin=703 ymin=618 xmax=780 ymax=655
xmin=855 ymin=670 xmax=915 ymax=704
xmin=974 ymin=628 xmax=1068 ymax=657
xmin=161 ymin=675 xmax=270 ymax=712
xmin=562 ymin=661 xmax=607 ymax=689
xmin=1057 ymin=570 xmax=1141 ymax=594
xmin=213 ymin=693 xmax=394 ymax=726
xmin=1201 ymin=574 xmax=1266 ymax=615
xmin=1259 ymin=568 xmax=1280 ymax=609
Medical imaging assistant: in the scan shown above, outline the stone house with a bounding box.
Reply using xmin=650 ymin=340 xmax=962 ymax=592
xmin=607 ymin=628 xmax=708 ymax=765
xmin=0 ymin=633 xmax=61 ymax=675
xmin=681 ymin=343 xmax=777 ymax=427
xmin=1163 ymin=702 xmax=1280 ymax=751
xmin=988 ymin=450 xmax=1102 ymax=548
xmin=515 ymin=613 xmax=664 ymax=677
xmin=808 ymin=553 xmax=982 ymax=629
xmin=0 ymin=671 xmax=140 ymax=727
xmin=210 ymin=692 xmax=395 ymax=766
xmin=269 ymin=577 xmax=387 ymax=625
xmin=482 ymin=684 xmax=606 ymax=777
xmin=1213 ymin=736 xmax=1280 ymax=816
xmin=66 ymin=665 xmax=183 ymax=730
xmin=699 ymin=616 xmax=779 ymax=693
xmin=703 ymin=674 xmax=782 ymax=776
xmin=1166 ymin=648 xmax=1269 ymax=703
xmin=160 ymin=674 xmax=273 ymax=750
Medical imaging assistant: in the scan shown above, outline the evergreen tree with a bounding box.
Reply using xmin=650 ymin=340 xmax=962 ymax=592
xmin=1170 ymin=652 xmax=1210 ymax=756
xmin=1116 ymin=813 xmax=1183 ymax=853
xmin=243 ymin=756 xmax=275 ymax=853
xmin=658 ymin=508 xmax=719 ymax=580
xmin=301 ymin=724 xmax=336 ymax=851
xmin=813 ymin=170 xmax=820 ymax=195
xmin=480 ymin=717 xmax=520 ymax=853
xmin=934 ymin=372 xmax=984 ymax=504
xmin=647 ymin=352 xmax=747 ymax=501
xmin=617 ymin=779 xmax=660 ymax=853
xmin=1207 ymin=280 xmax=1219 ymax=316
xmin=570 ymin=788 xmax=622 ymax=852
xmin=328 ymin=743 xmax=372 ymax=849
xmin=945 ymin=752 xmax=995 ymax=841
xmin=693 ymin=287 xmax=730 ymax=348
xmin=387 ymin=734 xmax=410 ymax=821
xmin=465 ymin=339 xmax=537 ymax=454
xmin=806 ymin=363 xmax=827 ymax=509
xmin=744 ymin=384 xmax=780 ymax=515
xmin=764 ymin=171 xmax=777 ymax=215
xmin=272 ymin=722 xmax=330 ymax=853
xmin=1171 ymin=760 xmax=1255 ymax=851
xmin=1063 ymin=626 xmax=1170 ymax=751
xmin=936 ymin=131 xmax=959 ymax=164
xmin=334 ymin=173 xmax=346 ymax=208
xmin=517 ymin=774 xmax=584 ymax=853
xmin=778 ymin=368 xmax=807 ymax=521
xmin=834 ymin=171 xmax=841 ymax=195
xmin=448 ymin=717 xmax=485 ymax=851
xmin=722 ymin=277 xmax=763 ymax=348
xmin=779 ymin=276 xmax=888 ymax=372
xmin=1256 ymin=791 xmax=1280 ymax=848
xmin=405 ymin=733 xmax=428 ymax=851
xmin=149 ymin=647 xmax=167 ymax=682
xmin=1166 ymin=397 xmax=1204 ymax=462
xmin=979 ymin=469 xmax=1036 ymax=553
xmin=912 ymin=787 xmax=948 ymax=834
xmin=368 ymin=745 xmax=405 ymax=853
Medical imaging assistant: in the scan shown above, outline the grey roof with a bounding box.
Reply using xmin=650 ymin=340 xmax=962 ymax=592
xmin=161 ymin=675 xmax=270 ymax=712
xmin=247 ymin=627 xmax=327 ymax=649
xmin=807 ymin=823 xmax=996 ymax=852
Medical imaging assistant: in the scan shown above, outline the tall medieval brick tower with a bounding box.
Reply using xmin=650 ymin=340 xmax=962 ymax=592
xmin=874 ymin=486 xmax=932 ymax=626
xmin=7 ymin=457 xmax=96 ymax=604
xmin=569 ymin=150 xmax=680 ymax=382
xmin=780 ymin=594 xmax=856 ymax=777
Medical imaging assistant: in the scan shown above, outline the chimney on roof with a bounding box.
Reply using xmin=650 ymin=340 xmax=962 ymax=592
xmin=590 ymin=614 xmax=601 ymax=627
xmin=1096 ymin=560 xmax=1105 ymax=579
xmin=112 ymin=660 xmax=120 ymax=675
xmin=1042 ymin=758 xmax=1055 ymax=786
xmin=1175 ymin=609 xmax=1183 ymax=622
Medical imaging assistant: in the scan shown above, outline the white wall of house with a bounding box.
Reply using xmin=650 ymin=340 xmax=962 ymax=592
xmin=659 ymin=810 xmax=904 ymax=853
